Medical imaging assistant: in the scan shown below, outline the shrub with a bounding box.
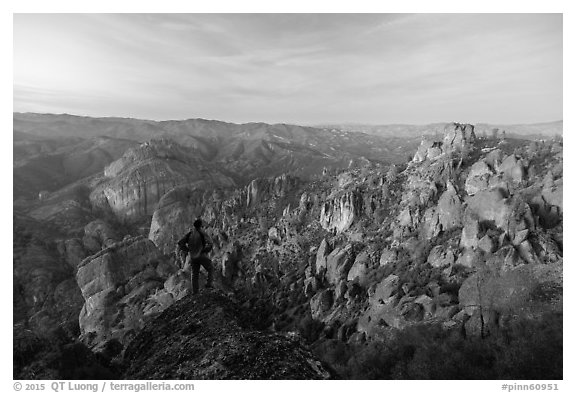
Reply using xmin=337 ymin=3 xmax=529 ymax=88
xmin=314 ymin=312 xmax=562 ymax=379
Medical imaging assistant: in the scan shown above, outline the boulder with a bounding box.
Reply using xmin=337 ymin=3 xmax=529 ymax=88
xmin=485 ymin=245 xmax=523 ymax=273
xmin=369 ymin=274 xmax=400 ymax=303
xmin=315 ymin=238 xmax=331 ymax=275
xmin=414 ymin=294 xmax=435 ymax=318
xmin=498 ymin=155 xmax=524 ymax=183
xmin=357 ymin=275 xmax=404 ymax=336
xmin=427 ymin=246 xmax=455 ymax=268
xmin=455 ymin=248 xmax=483 ymax=268
xmin=379 ymin=248 xmax=397 ymax=266
xmin=310 ymin=289 xmax=333 ymax=320
xmin=437 ymin=182 xmax=463 ymax=230
xmin=465 ymin=160 xmax=493 ymax=196
xmin=334 ymin=280 xmax=348 ymax=301
xmin=347 ymin=251 xmax=370 ymax=284
xmin=413 ymin=139 xmax=435 ymax=163
xmin=325 ymin=245 xmax=355 ymax=285
xmin=484 ymin=149 xmax=503 ymax=169
xmin=421 ymin=207 xmax=441 ymax=239
xmin=477 ymin=235 xmax=495 ymax=254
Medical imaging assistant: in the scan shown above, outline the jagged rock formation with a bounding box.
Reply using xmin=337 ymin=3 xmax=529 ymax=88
xmin=148 ymin=174 xmax=302 ymax=254
xmin=123 ymin=291 xmax=331 ymax=379
xmin=90 ymin=139 xmax=236 ymax=222
xmin=320 ymin=189 xmax=362 ymax=233
xmin=76 ymin=235 xmax=178 ymax=349
xmin=300 ymin=123 xmax=563 ymax=344
xmin=246 ymin=174 xmax=301 ymax=207
xmin=13 ymin=114 xmax=563 ymax=379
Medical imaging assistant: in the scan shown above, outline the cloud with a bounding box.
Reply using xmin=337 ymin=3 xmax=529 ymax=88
xmin=13 ymin=13 xmax=562 ymax=124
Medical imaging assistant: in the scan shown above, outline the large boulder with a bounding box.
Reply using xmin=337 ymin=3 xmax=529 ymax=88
xmin=357 ymin=275 xmax=403 ymax=336
xmin=347 ymin=251 xmax=370 ymax=285
xmin=315 ymin=238 xmax=332 ymax=275
xmin=427 ymin=246 xmax=455 ymax=268
xmin=465 ymin=160 xmax=493 ymax=196
xmin=437 ymin=181 xmax=463 ymax=230
xmin=379 ymin=248 xmax=398 ymax=266
xmin=325 ymin=245 xmax=355 ymax=285
xmin=498 ymin=155 xmax=524 ymax=184
xmin=76 ymin=236 xmax=173 ymax=346
xmin=460 ymin=189 xmax=535 ymax=250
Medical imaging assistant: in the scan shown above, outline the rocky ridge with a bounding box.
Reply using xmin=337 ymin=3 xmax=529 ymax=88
xmin=14 ymin=118 xmax=563 ymax=379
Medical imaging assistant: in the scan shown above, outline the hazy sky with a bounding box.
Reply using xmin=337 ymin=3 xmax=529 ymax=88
xmin=13 ymin=13 xmax=562 ymax=124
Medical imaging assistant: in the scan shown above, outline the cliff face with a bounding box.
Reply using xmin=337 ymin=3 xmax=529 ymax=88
xmin=319 ymin=190 xmax=363 ymax=233
xmin=90 ymin=139 xmax=236 ymax=223
xmin=75 ymin=235 xmax=178 ymax=349
xmin=246 ymin=174 xmax=301 ymax=207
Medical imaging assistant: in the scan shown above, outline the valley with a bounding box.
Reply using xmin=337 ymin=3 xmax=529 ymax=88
xmin=13 ymin=115 xmax=563 ymax=380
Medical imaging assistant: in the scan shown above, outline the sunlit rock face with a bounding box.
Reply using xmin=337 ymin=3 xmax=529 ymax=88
xmin=75 ymin=235 xmax=174 ymax=347
xmin=90 ymin=139 xmax=235 ymax=223
xmin=320 ymin=189 xmax=362 ymax=233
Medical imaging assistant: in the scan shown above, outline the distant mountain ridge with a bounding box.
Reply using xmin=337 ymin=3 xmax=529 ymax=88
xmin=317 ymin=120 xmax=563 ymax=139
xmin=13 ymin=112 xmax=422 ymax=201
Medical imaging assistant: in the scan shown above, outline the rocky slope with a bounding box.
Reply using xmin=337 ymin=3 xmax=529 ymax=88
xmin=123 ymin=291 xmax=331 ymax=379
xmin=14 ymin=135 xmax=137 ymax=199
xmin=13 ymin=115 xmax=563 ymax=379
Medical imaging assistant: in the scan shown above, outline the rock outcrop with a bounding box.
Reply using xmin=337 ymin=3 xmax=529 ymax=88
xmin=90 ymin=139 xmax=235 ymax=222
xmin=76 ymin=236 xmax=176 ymax=347
xmin=148 ymin=186 xmax=207 ymax=254
xmin=320 ymin=189 xmax=362 ymax=233
xmin=246 ymin=174 xmax=300 ymax=207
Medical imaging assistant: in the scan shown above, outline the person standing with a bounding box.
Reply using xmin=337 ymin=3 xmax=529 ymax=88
xmin=177 ymin=218 xmax=214 ymax=294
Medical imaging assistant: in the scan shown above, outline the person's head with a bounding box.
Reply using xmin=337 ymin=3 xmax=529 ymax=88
xmin=193 ymin=218 xmax=203 ymax=229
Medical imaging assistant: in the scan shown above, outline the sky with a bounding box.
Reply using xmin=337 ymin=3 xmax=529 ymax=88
xmin=13 ymin=13 xmax=562 ymax=125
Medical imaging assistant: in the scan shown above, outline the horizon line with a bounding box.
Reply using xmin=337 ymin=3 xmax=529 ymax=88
xmin=13 ymin=111 xmax=564 ymax=128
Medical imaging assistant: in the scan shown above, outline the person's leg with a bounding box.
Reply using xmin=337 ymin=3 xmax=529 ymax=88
xmin=191 ymin=259 xmax=200 ymax=294
xmin=199 ymin=256 xmax=214 ymax=288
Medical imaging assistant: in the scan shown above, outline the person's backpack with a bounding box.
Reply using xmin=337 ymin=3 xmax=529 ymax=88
xmin=186 ymin=228 xmax=205 ymax=259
